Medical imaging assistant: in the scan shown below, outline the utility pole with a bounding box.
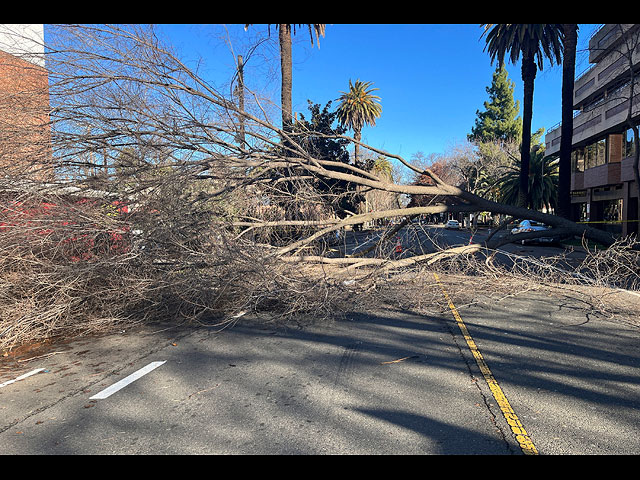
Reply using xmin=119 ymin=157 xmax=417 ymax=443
xmin=235 ymin=54 xmax=246 ymax=147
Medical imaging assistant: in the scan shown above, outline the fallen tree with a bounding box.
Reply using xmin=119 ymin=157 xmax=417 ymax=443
xmin=44 ymin=25 xmax=622 ymax=258
xmin=221 ymin=150 xmax=618 ymax=261
xmin=1 ymin=24 xmax=638 ymax=352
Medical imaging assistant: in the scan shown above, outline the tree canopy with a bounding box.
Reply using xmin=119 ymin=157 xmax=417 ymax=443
xmin=469 ymin=65 xmax=521 ymax=144
xmin=336 ymin=79 xmax=382 ymax=162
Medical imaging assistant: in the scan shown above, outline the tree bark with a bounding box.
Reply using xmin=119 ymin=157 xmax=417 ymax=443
xmin=557 ymin=24 xmax=578 ymax=220
xmin=278 ymin=25 xmax=293 ymax=138
xmin=354 ymin=128 xmax=361 ymax=164
xmin=520 ymin=54 xmax=536 ymax=209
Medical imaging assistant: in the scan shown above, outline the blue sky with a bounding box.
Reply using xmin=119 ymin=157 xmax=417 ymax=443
xmin=157 ymin=24 xmax=601 ymax=161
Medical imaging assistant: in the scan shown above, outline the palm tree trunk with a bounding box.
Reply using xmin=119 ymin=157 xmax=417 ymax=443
xmin=278 ymin=24 xmax=293 ymax=137
xmin=557 ymin=24 xmax=578 ymax=220
xmin=633 ymin=125 xmax=640 ymax=235
xmin=354 ymin=128 xmax=361 ymax=164
xmin=520 ymin=54 xmax=537 ymax=208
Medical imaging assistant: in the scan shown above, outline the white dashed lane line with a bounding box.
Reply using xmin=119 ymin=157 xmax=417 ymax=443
xmin=89 ymin=361 xmax=166 ymax=400
xmin=0 ymin=368 xmax=48 ymax=389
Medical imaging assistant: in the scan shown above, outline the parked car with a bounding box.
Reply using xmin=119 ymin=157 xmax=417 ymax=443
xmin=445 ymin=219 xmax=460 ymax=230
xmin=510 ymin=219 xmax=555 ymax=245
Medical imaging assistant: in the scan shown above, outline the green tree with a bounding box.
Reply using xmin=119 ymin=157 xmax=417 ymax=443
xmin=371 ymin=156 xmax=393 ymax=180
xmin=295 ymin=100 xmax=359 ymax=217
xmin=469 ymin=65 xmax=522 ymax=144
xmin=244 ymin=24 xmax=326 ymax=145
xmin=336 ymin=79 xmax=382 ymax=164
xmin=481 ymin=24 xmax=564 ymax=209
xmin=557 ymin=24 xmax=579 ymax=220
xmin=496 ymin=130 xmax=558 ymax=212
xmin=296 ymin=100 xmax=350 ymax=163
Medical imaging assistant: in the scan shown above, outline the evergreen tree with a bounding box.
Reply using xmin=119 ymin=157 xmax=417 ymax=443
xmin=465 ymin=66 xmax=522 ymax=202
xmin=295 ymin=100 xmax=361 ymax=218
xmin=469 ymin=65 xmax=521 ymax=144
xmin=296 ymin=100 xmax=350 ymax=164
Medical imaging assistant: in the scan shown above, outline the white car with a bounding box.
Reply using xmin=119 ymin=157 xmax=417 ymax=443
xmin=445 ymin=219 xmax=460 ymax=230
xmin=510 ymin=219 xmax=555 ymax=244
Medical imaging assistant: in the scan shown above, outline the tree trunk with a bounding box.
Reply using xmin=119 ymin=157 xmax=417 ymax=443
xmin=557 ymin=24 xmax=578 ymax=220
xmin=278 ymin=25 xmax=293 ymax=137
xmin=354 ymin=128 xmax=361 ymax=164
xmin=633 ymin=126 xmax=640 ymax=236
xmin=520 ymin=54 xmax=537 ymax=209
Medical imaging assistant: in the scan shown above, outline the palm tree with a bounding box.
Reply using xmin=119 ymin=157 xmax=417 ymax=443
xmin=496 ymin=143 xmax=559 ymax=212
xmin=371 ymin=156 xmax=393 ymax=180
xmin=481 ymin=24 xmax=564 ymax=209
xmin=367 ymin=156 xmax=397 ymax=224
xmin=336 ymin=79 xmax=382 ymax=164
xmin=557 ymin=24 xmax=578 ymax=220
xmin=244 ymin=24 xmax=326 ymax=142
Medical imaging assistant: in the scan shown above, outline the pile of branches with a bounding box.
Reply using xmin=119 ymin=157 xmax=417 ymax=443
xmin=0 ymin=181 xmax=352 ymax=352
xmin=0 ymin=187 xmax=151 ymax=350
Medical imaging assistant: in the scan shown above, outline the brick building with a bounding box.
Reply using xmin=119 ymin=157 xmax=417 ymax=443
xmin=0 ymin=24 xmax=51 ymax=181
xmin=545 ymin=24 xmax=640 ymax=237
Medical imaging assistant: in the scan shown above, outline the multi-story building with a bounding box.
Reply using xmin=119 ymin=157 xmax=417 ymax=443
xmin=545 ymin=24 xmax=640 ymax=237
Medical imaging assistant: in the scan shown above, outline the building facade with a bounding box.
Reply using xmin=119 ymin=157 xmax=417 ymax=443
xmin=545 ymin=24 xmax=640 ymax=237
xmin=0 ymin=24 xmax=51 ymax=181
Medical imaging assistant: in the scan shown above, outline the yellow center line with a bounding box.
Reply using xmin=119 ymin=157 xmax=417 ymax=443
xmin=433 ymin=272 xmax=539 ymax=455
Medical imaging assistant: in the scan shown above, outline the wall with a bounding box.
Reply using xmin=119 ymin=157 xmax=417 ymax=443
xmin=0 ymin=24 xmax=51 ymax=180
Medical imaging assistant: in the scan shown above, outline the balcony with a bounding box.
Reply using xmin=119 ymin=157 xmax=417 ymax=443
xmin=546 ymin=81 xmax=640 ymax=156
xmin=574 ymin=41 xmax=640 ymax=110
xmin=571 ymin=153 xmax=637 ymax=195
xmin=588 ymin=24 xmax=639 ymax=64
xmin=545 ymin=24 xmax=640 ymax=154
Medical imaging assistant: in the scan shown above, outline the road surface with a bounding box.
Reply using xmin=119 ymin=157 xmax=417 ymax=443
xmin=2 ymin=274 xmax=639 ymax=455
xmin=336 ymin=222 xmax=588 ymax=272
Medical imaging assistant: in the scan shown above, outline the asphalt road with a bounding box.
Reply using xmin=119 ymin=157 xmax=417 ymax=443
xmin=2 ymin=277 xmax=640 ymax=455
xmin=338 ymin=222 xmax=587 ymax=271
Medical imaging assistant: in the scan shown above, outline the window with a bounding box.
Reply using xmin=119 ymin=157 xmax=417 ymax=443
xmin=579 ymin=202 xmax=589 ymax=223
xmin=585 ymin=137 xmax=607 ymax=169
xmin=597 ymin=137 xmax=607 ymax=165
xmin=586 ymin=143 xmax=596 ymax=169
xmin=624 ymin=127 xmax=636 ymax=158
xmin=572 ymin=148 xmax=585 ymax=172
xmin=604 ymin=198 xmax=622 ymax=223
